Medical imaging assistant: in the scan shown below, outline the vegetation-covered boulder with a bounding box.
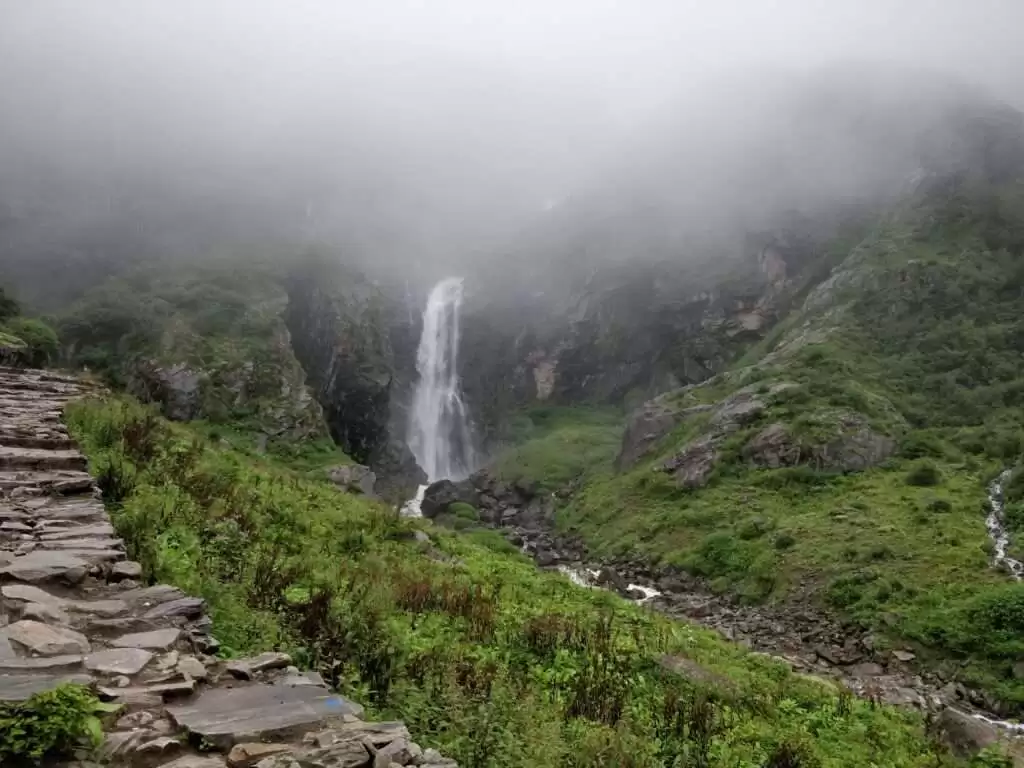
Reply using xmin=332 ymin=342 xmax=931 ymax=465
xmin=59 ymin=265 xmax=328 ymax=445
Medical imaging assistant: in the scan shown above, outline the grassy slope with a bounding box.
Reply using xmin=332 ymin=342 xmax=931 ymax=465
xmin=492 ymin=179 xmax=1024 ymax=707
xmin=66 ymin=395 xmax=958 ymax=768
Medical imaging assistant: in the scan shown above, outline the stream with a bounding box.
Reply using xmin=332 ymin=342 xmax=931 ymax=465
xmin=985 ymin=469 xmax=1023 ymax=579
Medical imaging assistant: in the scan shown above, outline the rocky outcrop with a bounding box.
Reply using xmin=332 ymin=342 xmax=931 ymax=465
xmin=285 ymin=261 xmax=426 ymax=500
xmin=326 ymin=464 xmax=377 ymax=496
xmin=0 ymin=366 xmax=458 ymax=768
xmin=744 ymin=414 xmax=897 ymax=472
xmin=127 ymin=362 xmax=202 ymax=421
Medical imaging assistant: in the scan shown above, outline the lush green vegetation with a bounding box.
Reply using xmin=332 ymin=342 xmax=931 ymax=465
xmin=0 ymin=684 xmax=116 ymax=765
xmin=492 ymin=179 xmax=1024 ymax=709
xmin=66 ymin=395 xmax=961 ymax=767
xmin=56 ymin=262 xmax=327 ymax=446
xmin=0 ymin=286 xmax=59 ymax=366
xmin=489 ymin=405 xmax=623 ymax=491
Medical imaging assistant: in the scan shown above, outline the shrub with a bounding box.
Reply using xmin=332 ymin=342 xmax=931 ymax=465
xmin=926 ymin=496 xmax=953 ymax=513
xmin=773 ymin=532 xmax=796 ymax=550
xmin=905 ymin=460 xmax=942 ymax=487
xmin=448 ymin=502 xmax=479 ymax=522
xmin=0 ymin=684 xmax=115 ymax=764
xmin=3 ymin=317 xmax=59 ymax=367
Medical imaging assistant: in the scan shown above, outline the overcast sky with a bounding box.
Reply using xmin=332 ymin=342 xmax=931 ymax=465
xmin=2 ymin=0 xmax=1023 ymax=288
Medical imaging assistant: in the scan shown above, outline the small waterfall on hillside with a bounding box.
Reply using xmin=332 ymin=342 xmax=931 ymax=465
xmin=985 ymin=470 xmax=1024 ymax=580
xmin=402 ymin=278 xmax=475 ymax=516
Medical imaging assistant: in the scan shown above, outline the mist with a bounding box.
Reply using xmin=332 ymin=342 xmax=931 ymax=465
xmin=2 ymin=1 xmax=1023 ymax=307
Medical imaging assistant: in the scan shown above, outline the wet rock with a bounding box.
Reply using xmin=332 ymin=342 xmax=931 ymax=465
xmin=167 ymin=684 xmax=364 ymax=749
xmin=372 ymin=736 xmax=413 ymax=766
xmin=110 ymin=560 xmax=143 ymax=581
xmin=21 ymin=601 xmax=71 ymax=624
xmin=0 ymin=672 xmax=94 ymax=702
xmin=228 ymin=743 xmax=293 ymax=768
xmin=6 ymin=619 xmax=91 ymax=655
xmin=85 ymin=648 xmax=154 ymax=676
xmin=595 ymin=567 xmax=630 ymax=596
xmin=177 ymin=655 xmax=209 ymax=680
xmin=934 ymin=707 xmax=1004 ymax=759
xmin=420 ymin=479 xmax=479 ymax=518
xmin=0 ymin=550 xmax=90 ymax=583
xmin=227 ymin=651 xmax=292 ymax=680
xmin=143 ymin=596 xmax=205 ymax=619
xmin=110 ymin=628 xmax=182 ymax=650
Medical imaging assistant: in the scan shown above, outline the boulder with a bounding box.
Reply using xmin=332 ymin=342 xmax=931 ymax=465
xmin=420 ymin=479 xmax=478 ymax=519
xmin=934 ymin=707 xmax=1004 ymax=759
xmin=327 ymin=464 xmax=377 ymax=496
xmin=662 ymin=434 xmax=720 ymax=489
xmin=744 ymin=412 xmax=897 ymax=473
xmin=617 ymin=397 xmax=712 ymax=470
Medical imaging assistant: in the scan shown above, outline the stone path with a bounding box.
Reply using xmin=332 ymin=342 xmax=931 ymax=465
xmin=0 ymin=366 xmax=457 ymax=768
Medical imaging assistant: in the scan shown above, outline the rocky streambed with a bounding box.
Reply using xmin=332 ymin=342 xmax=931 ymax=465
xmin=419 ymin=471 xmax=1024 ymax=757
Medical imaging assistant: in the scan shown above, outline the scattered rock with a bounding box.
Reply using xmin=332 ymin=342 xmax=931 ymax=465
xmin=228 ymin=742 xmax=293 ymax=768
xmin=6 ymin=619 xmax=91 ymax=656
xmin=85 ymin=648 xmax=154 ymax=676
xmin=110 ymin=560 xmax=143 ymax=580
xmin=892 ymin=650 xmax=916 ymax=663
xmin=0 ymin=550 xmax=90 ymax=583
xmin=327 ymin=464 xmax=377 ymax=496
xmin=227 ymin=652 xmax=292 ymax=680
xmin=110 ymin=628 xmax=182 ymax=650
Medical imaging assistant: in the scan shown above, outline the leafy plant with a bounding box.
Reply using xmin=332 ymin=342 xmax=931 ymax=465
xmin=0 ymin=684 xmax=118 ymax=765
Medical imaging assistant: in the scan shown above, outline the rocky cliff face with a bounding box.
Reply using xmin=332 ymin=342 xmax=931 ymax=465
xmin=284 ymin=261 xmax=425 ymax=497
xmin=458 ymin=216 xmax=850 ymax=445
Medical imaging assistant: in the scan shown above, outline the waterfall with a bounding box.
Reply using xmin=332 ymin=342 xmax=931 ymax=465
xmin=407 ymin=277 xmax=475 ymax=482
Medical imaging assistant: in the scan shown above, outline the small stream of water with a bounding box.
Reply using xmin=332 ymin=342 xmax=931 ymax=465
xmin=986 ymin=469 xmax=1024 ymax=580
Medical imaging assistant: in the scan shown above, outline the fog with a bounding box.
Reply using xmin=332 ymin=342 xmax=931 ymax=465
xmin=2 ymin=1 xmax=1023 ymax=306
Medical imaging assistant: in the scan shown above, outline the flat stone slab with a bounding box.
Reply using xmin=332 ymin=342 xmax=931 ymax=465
xmin=1 ymin=583 xmax=67 ymax=606
xmin=66 ymin=598 xmax=129 ymax=617
xmin=111 ymin=628 xmax=182 ymax=650
xmin=121 ymin=585 xmax=187 ymax=606
xmin=143 ymin=596 xmax=205 ymax=619
xmin=85 ymin=648 xmax=154 ymax=676
xmin=111 ymin=560 xmax=143 ymax=580
xmin=0 ymin=654 xmax=83 ymax=671
xmin=0 ymin=672 xmax=94 ymax=702
xmin=39 ymin=523 xmax=116 ymax=540
xmin=7 ymin=620 xmax=91 ymax=655
xmin=0 ymin=550 xmax=90 ymax=583
xmin=167 ymin=684 xmax=365 ymax=748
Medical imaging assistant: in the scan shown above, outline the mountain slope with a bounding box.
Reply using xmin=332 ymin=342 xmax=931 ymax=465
xmin=551 ymin=164 xmax=1024 ymax=708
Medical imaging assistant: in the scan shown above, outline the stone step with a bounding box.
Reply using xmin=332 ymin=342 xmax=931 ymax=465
xmin=0 ymin=672 xmax=95 ymax=702
xmin=0 ymin=470 xmax=95 ymax=495
xmin=0 ymin=446 xmax=88 ymax=472
xmin=0 ymin=435 xmax=76 ymax=451
xmin=166 ymin=684 xmax=365 ymax=749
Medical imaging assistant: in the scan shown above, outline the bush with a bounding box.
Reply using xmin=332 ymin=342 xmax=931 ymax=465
xmin=0 ymin=684 xmax=115 ymax=764
xmin=926 ymin=496 xmax=953 ymax=513
xmin=774 ymin=532 xmax=797 ymax=550
xmin=3 ymin=317 xmax=59 ymax=367
xmin=905 ymin=460 xmax=942 ymax=487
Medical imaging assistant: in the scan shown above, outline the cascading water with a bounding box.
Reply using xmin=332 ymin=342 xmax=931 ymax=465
xmin=406 ymin=277 xmax=476 ymax=492
xmin=985 ymin=469 xmax=1024 ymax=579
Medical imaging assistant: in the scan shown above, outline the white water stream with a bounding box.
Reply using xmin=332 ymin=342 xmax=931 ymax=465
xmin=986 ymin=469 xmax=1024 ymax=580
